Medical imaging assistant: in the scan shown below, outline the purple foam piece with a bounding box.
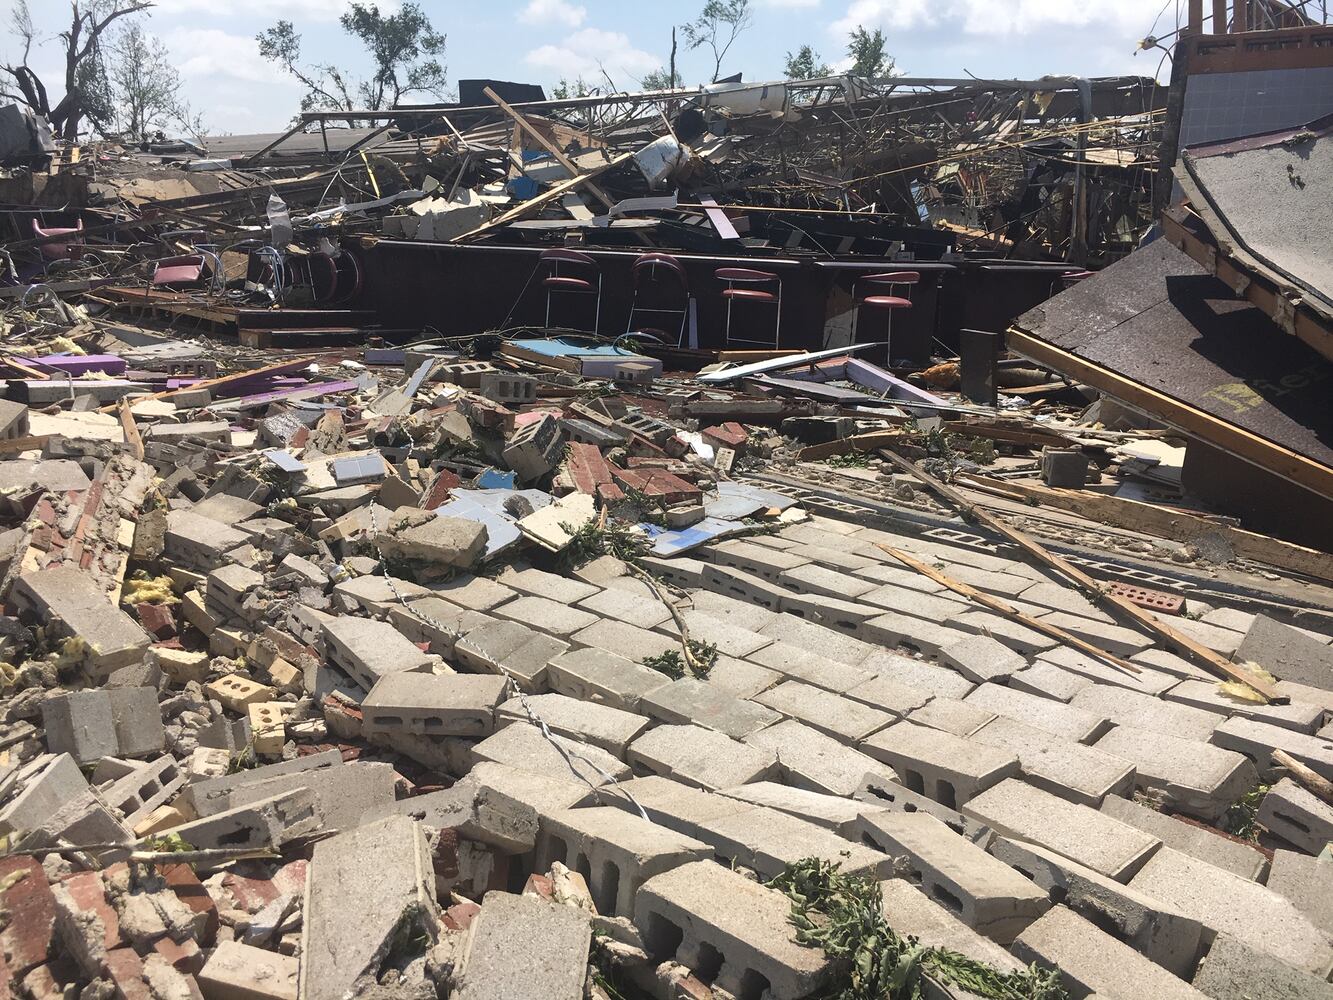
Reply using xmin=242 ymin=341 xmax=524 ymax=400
xmin=29 ymin=354 xmax=127 ymax=376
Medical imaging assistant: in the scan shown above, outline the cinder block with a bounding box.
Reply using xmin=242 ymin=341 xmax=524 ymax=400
xmin=452 ymin=891 xmax=589 ymax=1000
xmin=962 ymin=779 xmax=1161 ymax=883
xmin=879 ymin=880 xmax=1028 ymax=975
xmin=754 ymin=680 xmax=892 ymax=743
xmin=471 ymin=722 xmax=630 ymax=787
xmin=858 ymin=811 xmax=1049 ymax=943
xmin=863 ymin=721 xmax=1020 ymax=808
xmin=321 ymin=616 xmax=433 ymax=693
xmin=745 ymin=719 xmax=898 ymax=797
xmin=456 ymin=619 xmax=567 ymax=693
xmin=169 ymin=789 xmax=318 ymax=850
xmin=1256 ymin=778 xmax=1333 ymax=854
xmin=496 ymin=692 xmax=650 ymax=758
xmin=544 ymin=646 xmax=669 ymax=711
xmin=1099 ymin=794 xmax=1269 ymax=882
xmin=853 ymin=771 xmax=990 ymax=842
xmin=628 ymin=724 xmax=776 ymax=791
xmin=698 ymin=805 xmax=892 ymax=880
xmin=1070 ymin=684 xmax=1220 ymax=741
xmin=717 ymin=781 xmax=873 ymax=838
xmin=941 ymin=634 xmax=1027 ymax=685
xmin=634 ymin=861 xmax=831 ymax=1000
xmin=965 ymin=683 xmax=1109 ymax=743
xmin=42 ymin=691 xmax=118 ymax=764
xmin=198 ymin=940 xmax=298 ymax=1000
xmin=362 ymin=672 xmax=508 ymax=739
xmin=638 ymin=677 xmax=779 ymax=740
xmin=1095 ymin=725 xmax=1258 ymax=822
xmin=969 ymin=716 xmax=1135 ymax=808
xmin=13 ymin=567 xmax=151 ymax=676
xmin=1192 ymin=933 xmax=1333 ymax=1000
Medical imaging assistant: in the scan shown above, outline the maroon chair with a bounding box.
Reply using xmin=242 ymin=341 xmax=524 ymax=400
xmin=540 ymin=248 xmax=602 ymax=333
xmin=716 ymin=267 xmax=781 ymax=348
xmin=151 ymin=254 xmax=207 ymax=288
xmin=628 ymin=253 xmax=690 ymax=345
xmin=852 ymin=271 xmax=919 ymax=363
xmin=32 ymin=219 xmax=83 ymax=262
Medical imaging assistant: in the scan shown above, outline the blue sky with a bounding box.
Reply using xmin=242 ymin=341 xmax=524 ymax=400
xmin=8 ymin=0 xmax=1189 ymax=135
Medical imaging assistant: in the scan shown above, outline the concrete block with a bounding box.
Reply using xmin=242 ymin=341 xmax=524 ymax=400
xmin=779 ymin=562 xmax=877 ymax=601
xmin=863 ymin=611 xmax=975 ymax=656
xmin=1211 ymin=716 xmax=1333 ymax=780
xmin=14 ymin=568 xmax=150 ymax=676
xmin=745 ymin=719 xmax=899 ymax=797
xmin=1010 ymin=660 xmax=1093 ymax=702
xmin=969 ymin=716 xmax=1135 ymax=807
xmin=471 ymin=721 xmax=630 ymax=787
xmin=1099 ymin=795 xmax=1269 ymax=882
xmin=1040 ymin=646 xmax=1177 ymax=696
xmin=754 ymin=680 xmax=892 ymax=743
xmin=747 ymin=641 xmax=876 ymax=692
xmin=170 ymin=790 xmax=318 ymax=850
xmin=453 ymin=891 xmax=590 ymax=1000
xmin=990 ymin=835 xmax=1205 ymax=978
xmin=657 ymin=609 xmax=772 ymax=658
xmin=492 ymin=594 xmax=598 ymax=638
xmin=965 ymin=683 xmax=1109 ymax=743
xmin=42 ymin=691 xmax=118 ymax=764
xmin=718 ymin=781 xmax=874 ymax=838
xmin=1257 ymin=778 xmax=1333 ymax=854
xmin=164 ymin=509 xmax=249 ymax=571
xmin=456 ymin=620 xmax=567 ymax=693
xmin=1039 ymin=612 xmax=1155 ymax=657
xmin=1070 ymin=685 xmax=1220 ymax=741
xmin=332 ymin=573 xmax=429 ymax=615
xmin=576 ymin=587 xmax=672 ymax=630
xmin=1237 ymin=614 xmax=1333 ymax=692
xmin=496 ymin=565 xmax=598 ymax=605
xmin=536 ymin=806 xmax=712 ymax=917
xmin=461 ymin=761 xmax=589 ymax=817
xmin=757 ymin=613 xmax=875 ymax=666
xmin=225 ymin=762 xmax=399 ymax=834
xmin=1192 ymin=933 xmax=1333 ymax=1000
xmin=374 ymin=507 xmax=486 ymax=573
xmin=1129 ymin=847 xmax=1333 ymax=977
xmin=1041 ymin=447 xmax=1088 ymax=487
xmin=387 ymin=597 xmax=492 ymax=657
xmin=962 ymin=779 xmax=1161 ymax=882
xmin=635 ymin=861 xmax=831 ymax=999
xmin=640 ymin=677 xmax=779 ymax=740
xmin=322 ymin=616 xmax=433 ymax=693
xmin=859 ymin=811 xmax=1048 ymax=943
xmin=1012 ymin=905 xmax=1207 ymax=1000
xmin=585 ymin=775 xmax=754 ymax=841
xmin=854 ymin=771 xmax=991 ymax=842
xmin=102 ymin=755 xmax=185 ymax=828
xmin=862 ymin=649 xmax=975 ymax=699
xmin=629 ymin=723 xmax=776 ymax=790
xmin=545 ymin=646 xmax=669 ymax=711
xmin=878 ymin=880 xmax=1027 ymax=975
xmin=1166 ymin=680 xmax=1324 ymax=734
xmin=106 ymin=687 xmax=165 ymax=758
xmin=841 ymin=673 xmax=933 ymax=717
xmin=859 ymin=583 xmax=966 ymax=623
xmin=0 ymin=754 xmax=90 ymax=837
xmin=184 ymin=750 xmax=343 ymax=815
xmin=496 ymin=693 xmax=650 ymax=757
xmin=198 ymin=940 xmax=298 ymax=1000
xmin=364 ymin=781 xmax=538 ymax=855
xmin=941 ymin=634 xmax=1027 ymax=685
xmin=1095 ymin=725 xmax=1258 ymax=822
xmin=946 ymin=611 xmax=1057 ymax=657
xmin=1266 ymin=850 xmax=1333 ymax=937
xmin=906 ymin=696 xmax=996 ymax=738
xmin=299 ymin=816 xmax=438 ymax=1000
xmin=702 ymin=803 xmax=893 ymax=879
xmin=703 ymin=655 xmax=782 ymax=700
xmin=362 ymin=672 xmax=507 ymax=739
xmin=863 ymin=721 xmax=1019 ymax=808
xmin=570 ymin=618 xmax=678 ymax=663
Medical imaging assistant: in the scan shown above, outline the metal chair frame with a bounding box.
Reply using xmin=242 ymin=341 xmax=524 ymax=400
xmin=541 ymin=248 xmax=602 ymax=333
xmin=627 ymin=253 xmax=690 ymax=346
xmin=716 ymin=267 xmax=782 ymax=349
xmin=851 ymin=270 xmax=920 ymax=364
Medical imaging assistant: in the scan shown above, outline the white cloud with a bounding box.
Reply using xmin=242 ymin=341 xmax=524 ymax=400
xmin=525 ymin=27 xmax=659 ymax=85
xmin=163 ymin=27 xmax=296 ymax=85
xmin=519 ymin=0 xmax=588 ymax=27
xmin=758 ymin=0 xmax=821 ymax=8
xmin=832 ymin=0 xmax=1168 ymax=37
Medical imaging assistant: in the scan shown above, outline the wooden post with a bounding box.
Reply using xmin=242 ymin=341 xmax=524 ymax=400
xmin=1187 ymin=0 xmax=1205 ymax=33
xmin=1213 ymin=0 xmax=1229 ymax=32
xmin=1234 ymin=0 xmax=1248 ymax=31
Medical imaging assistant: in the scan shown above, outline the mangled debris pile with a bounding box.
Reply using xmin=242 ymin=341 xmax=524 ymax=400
xmin=5 ymin=323 xmax=1333 ymax=1000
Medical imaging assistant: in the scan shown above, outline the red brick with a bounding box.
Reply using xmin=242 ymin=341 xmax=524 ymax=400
xmin=701 ymin=422 xmax=748 ymax=451
xmin=151 ymin=935 xmax=203 ymax=975
xmin=135 ymin=602 xmax=177 ymax=640
xmin=522 ymin=874 xmax=554 ymax=900
xmin=106 ymin=948 xmax=152 ymax=1000
xmin=60 ymin=871 xmax=121 ymax=952
xmin=0 ymin=857 xmax=56 ymax=975
xmin=160 ymin=865 xmax=217 ymax=947
xmin=611 ymin=468 xmax=702 ymax=506
xmin=563 ymin=442 xmax=621 ymax=500
xmin=441 ymin=901 xmax=479 ymax=932
xmin=421 ymin=469 xmax=461 ymax=511
xmin=219 ymin=872 xmax=278 ymax=914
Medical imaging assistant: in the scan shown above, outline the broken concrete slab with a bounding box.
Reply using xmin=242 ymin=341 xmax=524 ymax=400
xmin=14 ymin=568 xmax=150 ymax=676
xmin=452 ymin=890 xmax=590 ymax=1000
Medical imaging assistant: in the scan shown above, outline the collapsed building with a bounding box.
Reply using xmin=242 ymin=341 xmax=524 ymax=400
xmin=1 ymin=2 xmax=1333 ymax=1000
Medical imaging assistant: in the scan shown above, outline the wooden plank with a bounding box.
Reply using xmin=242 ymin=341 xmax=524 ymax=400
xmin=118 ymin=400 xmax=144 ymax=462
xmin=0 ymin=434 xmax=52 ymax=455
xmin=878 ymin=544 xmax=1142 ymax=677
xmin=942 ymin=419 xmax=1075 ymax=448
xmin=453 ymin=151 xmax=636 ymax=243
xmin=796 ymin=430 xmax=904 ymax=462
xmin=1273 ymin=749 xmax=1333 ymax=807
xmin=484 ymin=87 xmax=615 ymax=210
xmin=1007 ymin=327 xmax=1333 ymax=503
xmin=959 ymin=473 xmax=1333 ymax=586
xmin=876 ymin=446 xmax=1284 ymax=702
xmin=98 ymin=358 xmax=315 ymax=413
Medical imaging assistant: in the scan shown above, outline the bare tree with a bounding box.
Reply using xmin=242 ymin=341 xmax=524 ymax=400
xmin=109 ymin=21 xmax=203 ymax=142
xmin=682 ymin=0 xmax=753 ymax=83
xmin=1 ymin=0 xmax=154 ymax=140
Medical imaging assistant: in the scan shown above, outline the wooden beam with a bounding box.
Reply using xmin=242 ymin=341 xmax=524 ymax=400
xmin=99 ymin=358 xmax=316 ymax=413
xmin=454 ymin=151 xmax=635 ymax=243
xmin=0 ymin=434 xmax=52 ymax=455
xmin=1273 ymin=749 xmax=1333 ymax=807
xmin=484 ymin=86 xmax=615 ymax=210
xmin=118 ymin=399 xmax=144 ymax=462
xmin=1006 ymin=327 xmax=1333 ymax=504
xmin=879 ymin=544 xmax=1142 ymax=676
xmin=796 ymin=429 xmax=905 ymax=462
xmin=877 ymin=447 xmax=1284 ymax=702
xmin=960 ymin=473 xmax=1333 ymax=586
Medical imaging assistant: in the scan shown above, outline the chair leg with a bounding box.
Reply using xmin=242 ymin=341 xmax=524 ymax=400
xmin=724 ymin=294 xmax=734 ymax=348
xmin=593 ymin=274 xmax=602 ymax=335
xmin=545 ymin=290 xmax=552 ymax=329
xmin=773 ymin=284 xmax=782 ymax=350
xmin=885 ymin=309 xmax=894 ymax=367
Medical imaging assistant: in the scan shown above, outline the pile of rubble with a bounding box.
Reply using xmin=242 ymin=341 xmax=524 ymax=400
xmin=0 ymin=315 xmax=1332 ymax=1000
